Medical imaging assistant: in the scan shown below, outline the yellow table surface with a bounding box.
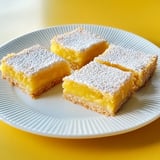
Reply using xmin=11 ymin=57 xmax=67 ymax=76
xmin=0 ymin=0 xmax=160 ymax=160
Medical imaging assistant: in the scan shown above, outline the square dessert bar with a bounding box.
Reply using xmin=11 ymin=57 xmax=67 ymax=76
xmin=50 ymin=28 xmax=108 ymax=69
xmin=95 ymin=44 xmax=158 ymax=90
xmin=63 ymin=61 xmax=133 ymax=116
xmin=0 ymin=45 xmax=71 ymax=98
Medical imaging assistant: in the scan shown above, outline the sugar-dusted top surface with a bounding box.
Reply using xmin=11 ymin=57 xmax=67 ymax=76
xmin=53 ymin=28 xmax=106 ymax=52
xmin=6 ymin=45 xmax=65 ymax=76
xmin=64 ymin=61 xmax=132 ymax=95
xmin=95 ymin=44 xmax=158 ymax=72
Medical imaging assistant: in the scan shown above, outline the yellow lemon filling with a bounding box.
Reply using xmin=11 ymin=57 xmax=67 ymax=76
xmin=50 ymin=28 xmax=108 ymax=69
xmin=63 ymin=79 xmax=132 ymax=114
xmin=1 ymin=62 xmax=70 ymax=95
xmin=0 ymin=45 xmax=71 ymax=98
xmin=51 ymin=41 xmax=107 ymax=69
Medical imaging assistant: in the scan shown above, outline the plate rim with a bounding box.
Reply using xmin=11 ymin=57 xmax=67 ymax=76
xmin=0 ymin=23 xmax=159 ymax=50
xmin=1 ymin=111 xmax=159 ymax=139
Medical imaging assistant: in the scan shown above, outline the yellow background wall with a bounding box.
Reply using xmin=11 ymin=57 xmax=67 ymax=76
xmin=44 ymin=0 xmax=160 ymax=46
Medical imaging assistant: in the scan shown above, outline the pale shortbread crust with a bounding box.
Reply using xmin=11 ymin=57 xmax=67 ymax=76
xmin=63 ymin=93 xmax=132 ymax=116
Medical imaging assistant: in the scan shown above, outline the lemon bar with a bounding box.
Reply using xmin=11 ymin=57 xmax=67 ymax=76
xmin=50 ymin=28 xmax=108 ymax=69
xmin=95 ymin=44 xmax=158 ymax=90
xmin=0 ymin=45 xmax=71 ymax=98
xmin=63 ymin=61 xmax=133 ymax=116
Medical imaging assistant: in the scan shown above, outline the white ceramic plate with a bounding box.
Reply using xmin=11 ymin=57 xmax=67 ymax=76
xmin=0 ymin=24 xmax=160 ymax=139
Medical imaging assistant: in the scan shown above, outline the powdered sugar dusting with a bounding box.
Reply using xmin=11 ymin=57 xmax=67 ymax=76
xmin=95 ymin=44 xmax=158 ymax=71
xmin=64 ymin=61 xmax=132 ymax=94
xmin=6 ymin=45 xmax=65 ymax=76
xmin=53 ymin=28 xmax=106 ymax=52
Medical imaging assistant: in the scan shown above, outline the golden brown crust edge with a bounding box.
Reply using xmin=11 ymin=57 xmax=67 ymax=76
xmin=135 ymin=56 xmax=158 ymax=91
xmin=143 ymin=56 xmax=158 ymax=85
xmin=63 ymin=93 xmax=118 ymax=116
xmin=1 ymin=75 xmax=62 ymax=98
xmin=30 ymin=79 xmax=62 ymax=98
